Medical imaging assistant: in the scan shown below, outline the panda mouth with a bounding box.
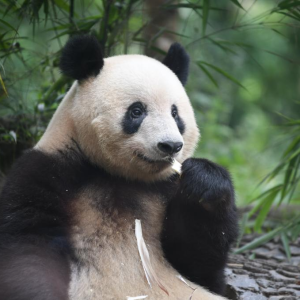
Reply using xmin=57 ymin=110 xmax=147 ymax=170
xmin=136 ymin=153 xmax=171 ymax=165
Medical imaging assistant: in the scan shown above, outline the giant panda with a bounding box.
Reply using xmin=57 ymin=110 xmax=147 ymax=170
xmin=0 ymin=35 xmax=238 ymax=300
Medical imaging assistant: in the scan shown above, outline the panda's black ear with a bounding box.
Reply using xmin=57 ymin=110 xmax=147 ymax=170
xmin=162 ymin=43 xmax=189 ymax=86
xmin=59 ymin=35 xmax=104 ymax=81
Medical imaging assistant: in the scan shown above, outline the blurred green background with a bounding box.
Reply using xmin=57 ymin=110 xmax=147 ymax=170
xmin=1 ymin=0 xmax=300 ymax=250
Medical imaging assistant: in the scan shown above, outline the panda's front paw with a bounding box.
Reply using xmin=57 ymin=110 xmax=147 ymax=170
xmin=179 ymin=158 xmax=234 ymax=210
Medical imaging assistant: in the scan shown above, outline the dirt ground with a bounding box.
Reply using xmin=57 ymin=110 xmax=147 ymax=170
xmin=226 ymin=234 xmax=300 ymax=300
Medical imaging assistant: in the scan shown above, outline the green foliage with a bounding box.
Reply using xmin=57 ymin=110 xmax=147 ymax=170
xmin=196 ymin=61 xmax=246 ymax=89
xmin=236 ymin=111 xmax=300 ymax=254
xmin=235 ymin=216 xmax=300 ymax=258
xmin=0 ymin=0 xmax=146 ymax=144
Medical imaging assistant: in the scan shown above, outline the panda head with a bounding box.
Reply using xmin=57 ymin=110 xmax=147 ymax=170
xmin=59 ymin=35 xmax=200 ymax=181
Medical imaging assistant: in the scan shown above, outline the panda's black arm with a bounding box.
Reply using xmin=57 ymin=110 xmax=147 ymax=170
xmin=0 ymin=149 xmax=85 ymax=300
xmin=161 ymin=158 xmax=238 ymax=296
xmin=0 ymin=240 xmax=70 ymax=300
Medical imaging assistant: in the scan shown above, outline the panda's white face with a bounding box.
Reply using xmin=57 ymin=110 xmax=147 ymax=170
xmin=72 ymin=55 xmax=200 ymax=181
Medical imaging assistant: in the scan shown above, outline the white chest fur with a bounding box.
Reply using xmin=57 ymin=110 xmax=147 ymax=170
xmin=68 ymin=192 xmax=226 ymax=300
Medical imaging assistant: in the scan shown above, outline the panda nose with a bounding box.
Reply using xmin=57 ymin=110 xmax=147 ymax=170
xmin=157 ymin=141 xmax=183 ymax=155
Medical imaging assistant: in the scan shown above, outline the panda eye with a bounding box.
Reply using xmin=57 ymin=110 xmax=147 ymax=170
xmin=131 ymin=107 xmax=143 ymax=118
xmin=172 ymin=107 xmax=178 ymax=118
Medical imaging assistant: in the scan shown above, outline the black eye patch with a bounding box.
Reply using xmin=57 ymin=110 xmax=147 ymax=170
xmin=122 ymin=102 xmax=147 ymax=134
xmin=172 ymin=104 xmax=185 ymax=135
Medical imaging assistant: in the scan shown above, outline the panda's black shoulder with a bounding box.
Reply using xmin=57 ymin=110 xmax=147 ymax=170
xmin=0 ymin=147 xmax=92 ymax=205
xmin=0 ymin=147 xmax=97 ymax=237
xmin=0 ymin=149 xmax=74 ymax=298
xmin=0 ymin=146 xmax=177 ymax=237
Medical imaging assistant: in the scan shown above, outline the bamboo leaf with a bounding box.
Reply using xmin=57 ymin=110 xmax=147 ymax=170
xmin=50 ymin=30 xmax=72 ymax=40
xmin=249 ymin=197 xmax=265 ymax=216
xmin=150 ymin=28 xmax=166 ymax=43
xmin=132 ymin=23 xmax=148 ymax=39
xmin=250 ymin=185 xmax=282 ymax=204
xmin=289 ymin=9 xmax=300 ymax=20
xmin=283 ymin=136 xmax=300 ymax=158
xmin=236 ymin=213 xmax=248 ymax=248
xmin=162 ymin=4 xmax=224 ymax=11
xmin=275 ymin=111 xmax=294 ymax=121
xmin=280 ymin=156 xmax=297 ymax=202
xmin=288 ymin=157 xmax=300 ymax=202
xmin=202 ymin=0 xmax=210 ymax=36
xmin=288 ymin=147 xmax=300 ymax=161
xmin=44 ymin=0 xmax=49 ymax=24
xmin=261 ymin=163 xmax=285 ymax=184
xmin=43 ymin=76 xmax=70 ymax=103
xmin=291 ymin=223 xmax=300 ymax=241
xmin=163 ymin=29 xmax=190 ymax=39
xmin=149 ymin=46 xmax=166 ymax=56
xmin=281 ymin=11 xmax=300 ymax=21
xmin=229 ymin=0 xmax=244 ymax=10
xmin=217 ymin=40 xmax=253 ymax=49
xmin=281 ymin=232 xmax=291 ymax=261
xmin=236 ymin=217 xmax=299 ymax=254
xmin=0 ymin=19 xmax=17 ymax=32
xmin=0 ymin=72 xmax=8 ymax=96
xmin=288 ymin=178 xmax=300 ymax=203
xmin=284 ymin=120 xmax=300 ymax=126
xmin=197 ymin=61 xmax=246 ymax=89
xmin=254 ymin=192 xmax=277 ymax=231
xmin=196 ymin=63 xmax=218 ymax=88
xmin=3 ymin=1 xmax=18 ymax=17
xmin=278 ymin=0 xmax=300 ymax=10
xmin=271 ymin=28 xmax=287 ymax=39
xmin=235 ymin=227 xmax=284 ymax=254
xmin=208 ymin=38 xmax=238 ymax=55
xmin=54 ymin=0 xmax=70 ymax=12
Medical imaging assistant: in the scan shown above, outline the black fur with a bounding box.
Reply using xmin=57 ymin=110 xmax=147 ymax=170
xmin=0 ymin=145 xmax=174 ymax=240
xmin=122 ymin=101 xmax=147 ymax=134
xmin=163 ymin=43 xmax=190 ymax=86
xmin=0 ymin=145 xmax=176 ymax=299
xmin=0 ymin=244 xmax=70 ymax=300
xmin=0 ymin=144 xmax=237 ymax=298
xmin=162 ymin=158 xmax=238 ymax=295
xmin=0 ymin=148 xmax=82 ymax=300
xmin=59 ymin=35 xmax=104 ymax=81
xmin=172 ymin=104 xmax=185 ymax=134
